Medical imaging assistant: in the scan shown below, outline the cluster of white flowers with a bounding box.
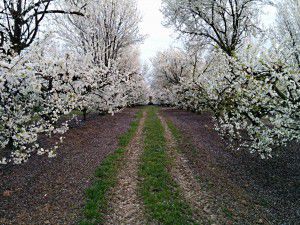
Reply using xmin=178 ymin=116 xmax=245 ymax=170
xmin=0 ymin=49 xmax=71 ymax=164
xmin=0 ymin=43 xmax=148 ymax=164
xmin=152 ymin=38 xmax=300 ymax=158
xmin=210 ymin=44 xmax=300 ymax=158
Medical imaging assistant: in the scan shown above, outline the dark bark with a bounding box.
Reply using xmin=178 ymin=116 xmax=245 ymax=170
xmin=173 ymin=0 xmax=260 ymax=57
xmin=0 ymin=0 xmax=84 ymax=55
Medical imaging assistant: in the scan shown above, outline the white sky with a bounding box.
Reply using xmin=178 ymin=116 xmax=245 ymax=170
xmin=137 ymin=0 xmax=179 ymax=64
xmin=137 ymin=0 xmax=277 ymax=64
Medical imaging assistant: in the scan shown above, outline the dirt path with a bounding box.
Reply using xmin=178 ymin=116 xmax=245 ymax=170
xmin=104 ymin=111 xmax=147 ymax=225
xmin=158 ymin=113 xmax=220 ymax=224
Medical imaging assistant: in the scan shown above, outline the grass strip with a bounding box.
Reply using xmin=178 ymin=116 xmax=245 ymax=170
xmin=166 ymin=119 xmax=182 ymax=141
xmin=139 ymin=106 xmax=194 ymax=225
xmin=79 ymin=109 xmax=143 ymax=225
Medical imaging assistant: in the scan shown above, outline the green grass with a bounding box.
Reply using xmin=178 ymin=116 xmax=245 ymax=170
xmin=139 ymin=106 xmax=194 ymax=225
xmin=166 ymin=119 xmax=182 ymax=141
xmin=79 ymin=109 xmax=143 ymax=225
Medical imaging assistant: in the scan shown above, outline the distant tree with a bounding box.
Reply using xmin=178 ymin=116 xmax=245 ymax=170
xmin=151 ymin=49 xmax=190 ymax=87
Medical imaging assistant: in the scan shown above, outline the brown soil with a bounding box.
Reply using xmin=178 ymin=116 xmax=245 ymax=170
xmin=104 ymin=111 xmax=146 ymax=225
xmin=0 ymin=108 xmax=139 ymax=225
xmin=161 ymin=108 xmax=300 ymax=225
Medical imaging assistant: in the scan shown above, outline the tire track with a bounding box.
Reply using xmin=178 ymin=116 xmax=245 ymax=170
xmin=104 ymin=111 xmax=146 ymax=225
xmin=158 ymin=113 xmax=219 ymax=225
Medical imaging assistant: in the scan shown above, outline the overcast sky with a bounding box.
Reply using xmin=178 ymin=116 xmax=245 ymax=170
xmin=137 ymin=0 xmax=277 ymax=64
xmin=137 ymin=0 xmax=178 ymax=64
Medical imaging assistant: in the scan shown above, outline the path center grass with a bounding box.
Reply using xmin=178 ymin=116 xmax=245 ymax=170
xmin=139 ymin=106 xmax=194 ymax=224
xmin=80 ymin=109 xmax=143 ymax=225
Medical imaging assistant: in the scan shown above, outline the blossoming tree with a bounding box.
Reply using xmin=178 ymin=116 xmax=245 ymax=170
xmin=151 ymin=0 xmax=300 ymax=158
xmin=0 ymin=0 xmax=148 ymax=164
